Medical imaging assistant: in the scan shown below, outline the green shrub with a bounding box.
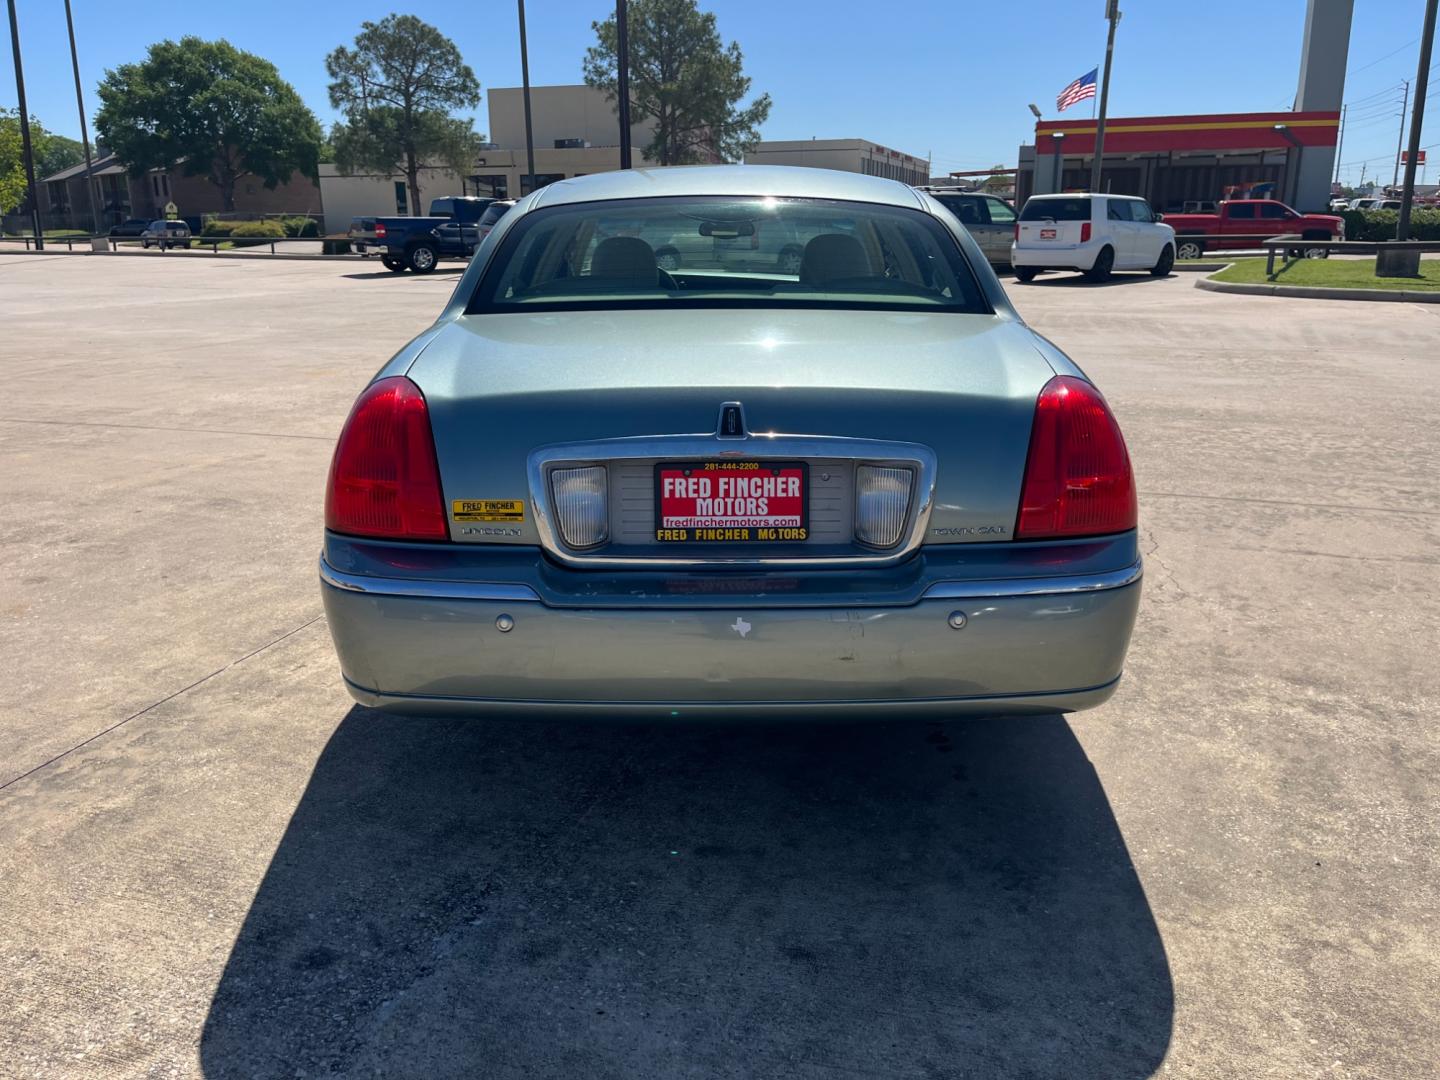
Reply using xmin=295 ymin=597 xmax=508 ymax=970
xmin=279 ymin=216 xmax=320 ymax=238
xmin=228 ymin=220 xmax=287 ymax=247
xmin=200 ymin=219 xmax=237 ymax=238
xmin=1339 ymin=208 xmax=1440 ymax=242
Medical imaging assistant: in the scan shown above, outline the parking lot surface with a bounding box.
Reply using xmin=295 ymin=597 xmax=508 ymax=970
xmin=2 ymin=253 xmax=1436 ymax=1078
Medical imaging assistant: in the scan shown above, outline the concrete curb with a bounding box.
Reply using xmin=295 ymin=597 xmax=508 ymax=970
xmin=1195 ymin=275 xmax=1440 ymax=303
xmin=1172 ymin=262 xmax=1229 ymax=273
xmin=0 ymin=247 xmax=363 ymax=264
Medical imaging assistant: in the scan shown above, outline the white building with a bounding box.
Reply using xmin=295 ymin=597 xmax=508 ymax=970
xmin=318 ymin=84 xmax=658 ymax=224
xmin=743 ymin=140 xmax=929 ymax=187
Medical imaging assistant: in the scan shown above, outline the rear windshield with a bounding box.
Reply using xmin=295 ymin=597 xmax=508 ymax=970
xmin=468 ymin=196 xmax=988 ymax=314
xmin=1020 ymin=198 xmax=1092 ymax=221
xmin=478 ymin=204 xmax=512 ymax=227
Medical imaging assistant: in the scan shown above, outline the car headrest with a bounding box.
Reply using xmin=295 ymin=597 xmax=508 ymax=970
xmin=799 ymin=233 xmax=870 ymax=286
xmin=590 ymin=237 xmax=659 ymax=287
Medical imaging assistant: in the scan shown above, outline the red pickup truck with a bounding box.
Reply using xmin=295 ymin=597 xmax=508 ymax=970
xmin=1163 ymin=200 xmax=1344 ymax=259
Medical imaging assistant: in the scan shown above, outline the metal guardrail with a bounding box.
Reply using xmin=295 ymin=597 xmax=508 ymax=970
xmin=1260 ymin=236 xmax=1440 ymax=278
xmin=1 ymin=234 xmax=354 ymax=256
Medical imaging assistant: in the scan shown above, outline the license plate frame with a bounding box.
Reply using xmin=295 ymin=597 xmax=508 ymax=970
xmin=654 ymin=461 xmax=809 ymax=543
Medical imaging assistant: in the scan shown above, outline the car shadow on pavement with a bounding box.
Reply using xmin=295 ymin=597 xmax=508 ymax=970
xmin=341 ymin=267 xmax=468 ymax=281
xmin=1015 ymin=272 xmax=1173 ymax=289
xmin=201 ymin=708 xmax=1172 ymax=1079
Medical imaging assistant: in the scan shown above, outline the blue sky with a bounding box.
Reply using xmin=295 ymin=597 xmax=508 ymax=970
xmin=2 ymin=0 xmax=1435 ymax=186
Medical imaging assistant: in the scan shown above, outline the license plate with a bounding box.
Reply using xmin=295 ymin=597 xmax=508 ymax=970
xmin=1040 ymin=228 xmax=1057 ymax=240
xmin=655 ymin=462 xmax=808 ymax=542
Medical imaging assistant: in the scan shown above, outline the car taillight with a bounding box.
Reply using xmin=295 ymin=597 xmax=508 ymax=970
xmin=550 ymin=466 xmax=609 ymax=548
xmin=325 ymin=377 xmax=448 ymax=540
xmin=1016 ymin=375 xmax=1136 ymax=540
xmin=374 ymin=222 xmax=387 ymax=238
xmin=1081 ymin=222 xmax=1092 ymax=243
xmin=1013 ymin=222 xmax=1020 ymax=242
xmin=855 ymin=466 xmax=913 ymax=548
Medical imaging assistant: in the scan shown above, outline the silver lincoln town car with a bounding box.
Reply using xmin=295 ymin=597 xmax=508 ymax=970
xmin=320 ymin=166 xmax=1141 ymax=718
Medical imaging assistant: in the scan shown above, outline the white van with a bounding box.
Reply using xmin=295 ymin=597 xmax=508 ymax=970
xmin=1011 ymin=194 xmax=1175 ymax=282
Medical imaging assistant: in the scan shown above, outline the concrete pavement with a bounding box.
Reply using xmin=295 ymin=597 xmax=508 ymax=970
xmin=1 ymin=256 xmax=1435 ymax=1078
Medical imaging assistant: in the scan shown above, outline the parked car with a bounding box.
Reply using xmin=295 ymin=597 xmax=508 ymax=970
xmin=1162 ymin=199 xmax=1344 ymax=260
xmin=1012 ymin=193 xmax=1175 ymax=282
xmin=140 ymin=220 xmax=192 ymax=250
xmin=472 ymin=199 xmax=517 ymax=245
xmin=109 ymin=217 xmax=150 ymax=238
xmin=1349 ymin=197 xmax=1382 ymax=210
xmin=319 ymin=166 xmax=1142 ymax=717
xmin=361 ymin=195 xmax=496 ymax=273
xmin=917 ymin=189 xmax=1018 ymax=268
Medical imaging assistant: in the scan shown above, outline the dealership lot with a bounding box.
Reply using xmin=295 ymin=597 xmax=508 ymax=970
xmin=1 ymin=254 xmax=1436 ymax=1078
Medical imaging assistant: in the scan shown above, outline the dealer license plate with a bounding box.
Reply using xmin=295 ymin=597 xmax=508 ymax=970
xmin=1040 ymin=228 xmax=1057 ymax=239
xmin=655 ymin=461 xmax=808 ymax=543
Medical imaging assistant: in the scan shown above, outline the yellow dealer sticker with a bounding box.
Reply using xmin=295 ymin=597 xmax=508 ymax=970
xmin=452 ymin=499 xmax=524 ymax=523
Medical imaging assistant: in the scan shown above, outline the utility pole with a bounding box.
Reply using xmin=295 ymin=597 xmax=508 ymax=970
xmin=616 ymin=0 xmax=633 ymax=168
xmin=1397 ymin=0 xmax=1437 ymax=241
xmin=63 ymin=0 xmax=99 ymax=237
xmin=1090 ymin=0 xmax=1121 ymax=192
xmin=1333 ymin=104 xmax=1346 ymax=187
xmin=517 ymin=0 xmax=535 ymax=191
xmin=1392 ymin=80 xmax=1411 ymax=189
xmin=6 ymin=0 xmax=43 ymax=248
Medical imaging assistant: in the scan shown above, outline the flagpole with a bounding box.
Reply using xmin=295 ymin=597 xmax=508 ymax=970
xmin=1091 ymin=1 xmax=1121 ymax=193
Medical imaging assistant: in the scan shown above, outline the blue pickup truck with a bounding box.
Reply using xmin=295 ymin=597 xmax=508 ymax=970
xmin=349 ymin=196 xmax=496 ymax=274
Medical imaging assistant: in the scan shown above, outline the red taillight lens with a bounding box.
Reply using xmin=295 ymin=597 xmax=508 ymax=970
xmin=325 ymin=376 xmax=448 ymax=540
xmin=1016 ymin=375 xmax=1136 ymax=540
xmin=374 ymin=222 xmax=387 ymax=238
xmin=1013 ymin=222 xmax=1020 ymax=242
xmin=1080 ymin=222 xmax=1092 ymax=243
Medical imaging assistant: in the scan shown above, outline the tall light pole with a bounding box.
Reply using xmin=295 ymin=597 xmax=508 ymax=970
xmin=517 ymin=0 xmax=535 ymax=192
xmin=63 ymin=0 xmax=99 ymax=236
xmin=616 ymin=0 xmax=632 ymax=168
xmin=1397 ymin=0 xmax=1437 ymax=242
xmin=1392 ymin=80 xmax=1411 ymax=189
xmin=6 ymin=0 xmax=43 ymax=248
xmin=1089 ymin=0 xmax=1121 ymax=192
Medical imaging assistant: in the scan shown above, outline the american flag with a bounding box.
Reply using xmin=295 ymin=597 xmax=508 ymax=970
xmin=1057 ymin=68 xmax=1098 ymax=112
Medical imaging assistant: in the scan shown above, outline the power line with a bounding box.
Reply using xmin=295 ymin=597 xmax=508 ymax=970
xmin=1349 ymin=37 xmax=1419 ymax=76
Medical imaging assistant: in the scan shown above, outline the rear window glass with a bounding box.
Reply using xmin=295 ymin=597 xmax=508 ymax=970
xmin=1020 ymin=198 xmax=1092 ymax=221
xmin=468 ymin=196 xmax=989 ymax=315
xmin=934 ymin=195 xmax=984 ymax=225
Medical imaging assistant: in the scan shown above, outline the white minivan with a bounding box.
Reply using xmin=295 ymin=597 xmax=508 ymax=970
xmin=1011 ymin=194 xmax=1175 ymax=282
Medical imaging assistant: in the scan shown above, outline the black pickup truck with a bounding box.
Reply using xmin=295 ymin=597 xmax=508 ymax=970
xmin=349 ymin=196 xmax=494 ymax=273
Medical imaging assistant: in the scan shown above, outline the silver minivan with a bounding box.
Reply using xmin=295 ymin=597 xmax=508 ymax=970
xmin=140 ymin=220 xmax=192 ymax=250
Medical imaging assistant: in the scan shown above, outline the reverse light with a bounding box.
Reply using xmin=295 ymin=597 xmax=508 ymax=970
xmin=855 ymin=465 xmax=913 ymax=549
xmin=325 ymin=377 xmax=448 ymax=540
xmin=1016 ymin=376 xmax=1136 ymax=540
xmin=1080 ymin=222 xmax=1092 ymax=243
xmin=551 ymin=466 xmax=609 ymax=548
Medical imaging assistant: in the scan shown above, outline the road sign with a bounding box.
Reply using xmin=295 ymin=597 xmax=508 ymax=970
xmin=164 ymin=201 xmax=178 ymax=218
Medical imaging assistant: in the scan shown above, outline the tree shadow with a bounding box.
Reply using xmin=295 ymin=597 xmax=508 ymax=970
xmin=201 ymin=709 xmax=1172 ymax=1078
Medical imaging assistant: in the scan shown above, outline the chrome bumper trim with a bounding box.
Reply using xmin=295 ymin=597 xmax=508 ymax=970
xmin=922 ymin=559 xmax=1142 ymax=599
xmin=319 ymin=558 xmax=543 ymax=602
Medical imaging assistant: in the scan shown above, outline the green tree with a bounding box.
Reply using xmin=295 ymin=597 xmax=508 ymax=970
xmin=326 ymin=15 xmax=482 ymax=215
xmin=1 ymin=110 xmax=35 ymax=214
xmin=37 ymin=132 xmax=84 ymax=178
xmin=583 ymin=0 xmax=771 ymax=166
xmin=94 ymin=38 xmax=322 ymax=211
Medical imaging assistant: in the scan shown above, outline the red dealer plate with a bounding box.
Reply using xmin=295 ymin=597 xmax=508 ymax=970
xmin=655 ymin=462 xmax=809 ymax=543
xmin=1040 ymin=228 xmax=1057 ymax=239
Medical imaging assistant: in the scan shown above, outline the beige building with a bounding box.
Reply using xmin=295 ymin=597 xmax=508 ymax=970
xmin=318 ymin=84 xmax=659 ymax=222
xmin=744 ymin=139 xmax=929 ymax=186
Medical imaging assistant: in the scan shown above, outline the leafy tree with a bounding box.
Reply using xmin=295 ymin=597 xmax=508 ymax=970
xmin=94 ymin=38 xmax=322 ymax=211
xmin=1 ymin=110 xmax=34 ymax=213
xmin=583 ymin=0 xmax=771 ymax=166
xmin=327 ymin=15 xmax=482 ymax=215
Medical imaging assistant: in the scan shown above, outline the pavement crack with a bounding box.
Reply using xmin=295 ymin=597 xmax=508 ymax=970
xmin=1139 ymin=490 xmax=1440 ymax=519
xmin=1141 ymin=530 xmax=1189 ymax=604
xmin=0 ymin=417 xmax=334 ymax=442
xmin=0 ymin=615 xmax=325 ymax=792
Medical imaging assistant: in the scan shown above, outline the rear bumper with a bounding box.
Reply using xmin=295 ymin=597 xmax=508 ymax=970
xmin=320 ymin=538 xmax=1141 ymax=717
xmin=1011 ymin=239 xmax=1102 ymax=271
